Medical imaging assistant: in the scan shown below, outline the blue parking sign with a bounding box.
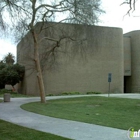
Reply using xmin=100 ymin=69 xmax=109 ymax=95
xmin=108 ymin=73 xmax=112 ymax=82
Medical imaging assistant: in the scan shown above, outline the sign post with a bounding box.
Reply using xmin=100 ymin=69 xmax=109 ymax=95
xmin=108 ymin=73 xmax=112 ymax=97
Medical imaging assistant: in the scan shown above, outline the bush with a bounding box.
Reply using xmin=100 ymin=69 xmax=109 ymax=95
xmin=48 ymin=94 xmax=55 ymax=96
xmin=47 ymin=91 xmax=102 ymax=96
xmin=0 ymin=89 xmax=17 ymax=95
xmin=86 ymin=91 xmax=101 ymax=94
xmin=61 ymin=92 xmax=81 ymax=95
xmin=0 ymin=63 xmax=25 ymax=89
xmin=0 ymin=89 xmax=11 ymax=94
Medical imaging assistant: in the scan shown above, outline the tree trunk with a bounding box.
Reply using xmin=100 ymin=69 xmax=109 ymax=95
xmin=32 ymin=31 xmax=46 ymax=103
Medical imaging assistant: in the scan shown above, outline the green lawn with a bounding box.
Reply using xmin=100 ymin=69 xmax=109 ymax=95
xmin=0 ymin=119 xmax=70 ymax=140
xmin=21 ymin=96 xmax=140 ymax=130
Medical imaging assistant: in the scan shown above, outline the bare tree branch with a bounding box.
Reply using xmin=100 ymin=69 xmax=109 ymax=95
xmin=121 ymin=0 xmax=136 ymax=16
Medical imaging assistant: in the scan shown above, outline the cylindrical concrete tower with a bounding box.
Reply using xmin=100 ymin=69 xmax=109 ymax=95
xmin=124 ymin=30 xmax=140 ymax=93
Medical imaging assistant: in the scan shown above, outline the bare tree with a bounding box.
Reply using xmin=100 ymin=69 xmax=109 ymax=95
xmin=121 ymin=0 xmax=137 ymax=15
xmin=0 ymin=0 xmax=104 ymax=103
xmin=64 ymin=0 xmax=104 ymax=24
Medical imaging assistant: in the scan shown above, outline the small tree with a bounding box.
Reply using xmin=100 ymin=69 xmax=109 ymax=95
xmin=4 ymin=70 xmax=19 ymax=91
xmin=3 ymin=53 xmax=15 ymax=65
xmin=0 ymin=65 xmax=6 ymax=89
xmin=12 ymin=64 xmax=25 ymax=81
xmin=0 ymin=63 xmax=25 ymax=90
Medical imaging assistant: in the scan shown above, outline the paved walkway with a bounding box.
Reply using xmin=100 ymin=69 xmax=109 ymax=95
xmin=0 ymin=94 xmax=140 ymax=140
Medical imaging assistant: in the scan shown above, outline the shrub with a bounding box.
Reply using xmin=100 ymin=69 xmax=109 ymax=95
xmin=0 ymin=89 xmax=17 ymax=95
xmin=61 ymin=92 xmax=81 ymax=95
xmin=0 ymin=89 xmax=11 ymax=94
xmin=48 ymin=94 xmax=54 ymax=96
xmin=0 ymin=62 xmax=25 ymax=89
xmin=86 ymin=91 xmax=101 ymax=94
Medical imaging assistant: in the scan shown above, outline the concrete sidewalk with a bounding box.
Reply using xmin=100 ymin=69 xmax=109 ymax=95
xmin=0 ymin=94 xmax=139 ymax=140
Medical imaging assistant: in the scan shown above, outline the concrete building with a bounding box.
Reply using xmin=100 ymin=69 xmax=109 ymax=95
xmin=124 ymin=31 xmax=140 ymax=93
xmin=17 ymin=22 xmax=140 ymax=95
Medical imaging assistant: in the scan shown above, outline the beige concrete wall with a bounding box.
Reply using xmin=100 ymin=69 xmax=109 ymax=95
xmin=124 ymin=30 xmax=140 ymax=93
xmin=17 ymin=23 xmax=124 ymax=95
xmin=123 ymin=37 xmax=131 ymax=76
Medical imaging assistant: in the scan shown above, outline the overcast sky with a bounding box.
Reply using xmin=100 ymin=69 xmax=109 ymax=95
xmin=99 ymin=0 xmax=140 ymax=33
xmin=0 ymin=0 xmax=140 ymax=60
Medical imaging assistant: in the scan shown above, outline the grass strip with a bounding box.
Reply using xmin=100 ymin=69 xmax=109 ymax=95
xmin=21 ymin=96 xmax=140 ymax=130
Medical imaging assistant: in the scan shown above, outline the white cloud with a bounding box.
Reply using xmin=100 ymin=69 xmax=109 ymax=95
xmin=99 ymin=0 xmax=140 ymax=33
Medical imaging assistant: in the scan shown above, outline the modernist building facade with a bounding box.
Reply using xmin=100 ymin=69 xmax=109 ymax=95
xmin=17 ymin=22 xmax=140 ymax=95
